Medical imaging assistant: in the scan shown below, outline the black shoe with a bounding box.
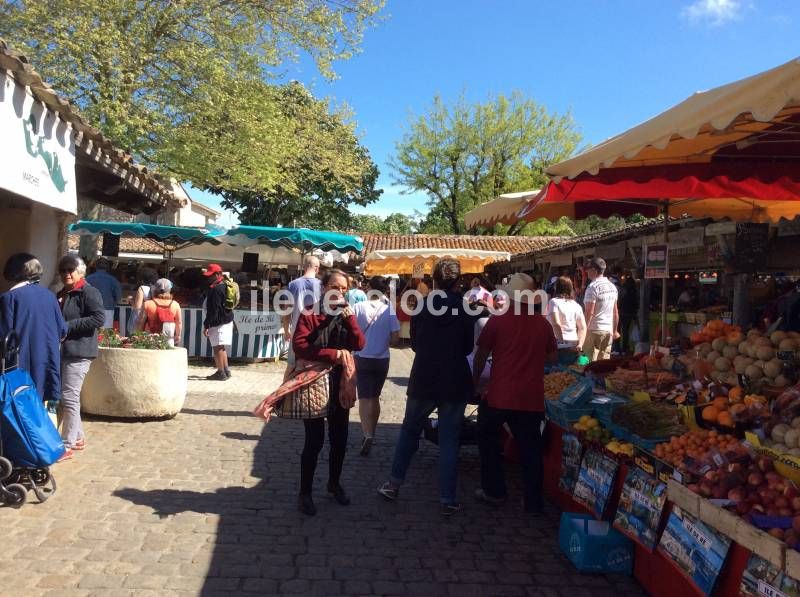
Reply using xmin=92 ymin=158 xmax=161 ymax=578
xmin=224 ymin=368 xmax=232 ymax=378
xmin=298 ymin=494 xmax=316 ymax=516
xmin=440 ymin=502 xmax=462 ymax=517
xmin=206 ymin=370 xmax=228 ymax=381
xmin=474 ymin=488 xmax=506 ymax=507
xmin=327 ymin=484 xmax=351 ymax=506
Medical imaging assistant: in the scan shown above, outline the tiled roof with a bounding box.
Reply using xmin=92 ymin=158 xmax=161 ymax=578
xmin=67 ymin=234 xmax=164 ymax=256
xmin=0 ymin=38 xmax=183 ymax=212
xmin=362 ymin=234 xmax=564 ymax=256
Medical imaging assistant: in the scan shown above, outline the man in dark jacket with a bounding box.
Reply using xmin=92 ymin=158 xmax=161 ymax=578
xmin=86 ymin=258 xmax=121 ymax=327
xmin=203 ymin=264 xmax=234 ymax=380
xmin=378 ymin=258 xmax=474 ymax=516
xmin=57 ymin=255 xmax=105 ymax=458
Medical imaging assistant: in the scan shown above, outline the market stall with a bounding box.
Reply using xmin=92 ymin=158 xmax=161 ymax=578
xmin=364 ymin=248 xmax=511 ymax=275
xmin=541 ymin=321 xmax=800 ymax=595
xmin=463 ymin=189 xmax=539 ymax=229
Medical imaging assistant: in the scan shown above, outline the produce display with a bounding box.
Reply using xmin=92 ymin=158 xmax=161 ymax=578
xmin=605 ymin=367 xmax=679 ymax=395
xmin=692 ymin=325 xmax=798 ymax=388
xmin=572 ymin=416 xmax=634 ymax=456
xmin=610 ymin=401 xmax=686 ymax=439
xmin=653 ymin=429 xmax=746 ymax=468
xmin=545 ymin=370 xmax=578 ymax=401
xmin=699 ymin=391 xmax=769 ymax=427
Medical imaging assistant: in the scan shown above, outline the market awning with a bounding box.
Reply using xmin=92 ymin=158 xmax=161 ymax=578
xmin=69 ymin=221 xmax=226 ymax=244
xmin=221 ymin=225 xmax=363 ymax=253
xmin=364 ymin=248 xmax=510 ymax=275
xmin=546 ymin=57 xmax=800 ymax=184
xmin=464 ymin=190 xmax=539 ymax=229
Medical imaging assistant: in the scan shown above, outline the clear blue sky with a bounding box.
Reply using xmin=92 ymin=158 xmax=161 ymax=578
xmin=191 ymin=0 xmax=800 ymax=224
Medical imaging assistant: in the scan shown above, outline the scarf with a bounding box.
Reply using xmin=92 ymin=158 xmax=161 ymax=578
xmin=253 ymin=352 xmax=357 ymax=423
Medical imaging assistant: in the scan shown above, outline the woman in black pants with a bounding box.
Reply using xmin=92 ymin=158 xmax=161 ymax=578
xmin=292 ymin=269 xmax=365 ymax=515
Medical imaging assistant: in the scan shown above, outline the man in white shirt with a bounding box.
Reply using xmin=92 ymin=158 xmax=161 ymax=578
xmin=582 ymin=257 xmax=619 ymax=361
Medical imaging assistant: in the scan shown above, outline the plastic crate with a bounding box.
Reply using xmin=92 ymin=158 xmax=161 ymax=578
xmin=591 ymin=394 xmax=629 ymax=427
xmin=558 ymin=512 xmax=634 ymax=575
xmin=630 ymin=434 xmax=670 ymax=452
xmin=605 ymin=420 xmax=633 ymax=442
xmin=545 ymin=400 xmax=594 ymax=429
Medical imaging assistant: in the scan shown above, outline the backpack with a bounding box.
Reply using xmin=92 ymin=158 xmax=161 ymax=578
xmin=145 ymin=299 xmax=176 ymax=333
xmin=223 ymin=276 xmax=240 ymax=310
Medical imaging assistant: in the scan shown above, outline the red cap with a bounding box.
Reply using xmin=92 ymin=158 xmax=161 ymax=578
xmin=203 ymin=263 xmax=223 ymax=277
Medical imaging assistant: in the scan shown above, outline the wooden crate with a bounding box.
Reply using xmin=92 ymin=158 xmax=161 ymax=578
xmin=786 ymin=547 xmax=800 ymax=580
xmin=667 ymin=479 xmax=702 ymax=518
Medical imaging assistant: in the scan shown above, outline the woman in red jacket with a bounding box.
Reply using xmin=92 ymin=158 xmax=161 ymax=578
xmin=292 ymin=269 xmax=365 ymax=516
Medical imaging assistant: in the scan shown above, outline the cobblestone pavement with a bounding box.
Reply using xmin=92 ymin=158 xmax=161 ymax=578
xmin=0 ymin=348 xmax=645 ymax=596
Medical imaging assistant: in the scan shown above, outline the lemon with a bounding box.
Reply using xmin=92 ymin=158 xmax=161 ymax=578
xmin=579 ymin=415 xmax=591 ymax=424
xmin=586 ymin=419 xmax=599 ymax=429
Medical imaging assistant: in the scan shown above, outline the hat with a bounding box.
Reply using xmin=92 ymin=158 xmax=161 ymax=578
xmin=502 ymin=273 xmax=535 ymax=301
xmin=203 ymin=263 xmax=223 ymax=277
xmin=154 ymin=278 xmax=173 ymax=294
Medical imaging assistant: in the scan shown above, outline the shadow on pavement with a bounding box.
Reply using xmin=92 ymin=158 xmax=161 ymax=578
xmin=180 ymin=408 xmax=255 ymax=418
xmin=221 ymin=431 xmax=261 ymax=441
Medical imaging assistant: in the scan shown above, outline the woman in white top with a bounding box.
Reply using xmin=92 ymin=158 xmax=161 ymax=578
xmin=128 ymin=267 xmax=158 ymax=335
xmin=352 ymin=276 xmax=401 ymax=456
xmin=547 ymin=276 xmax=587 ymax=352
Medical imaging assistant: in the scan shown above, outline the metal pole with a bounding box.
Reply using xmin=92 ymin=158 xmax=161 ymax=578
xmin=661 ymin=203 xmax=669 ymax=345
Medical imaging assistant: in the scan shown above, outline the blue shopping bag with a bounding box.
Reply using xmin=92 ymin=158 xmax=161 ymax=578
xmin=0 ymin=368 xmax=65 ymax=467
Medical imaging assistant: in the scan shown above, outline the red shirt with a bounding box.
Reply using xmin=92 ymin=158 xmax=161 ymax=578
xmin=293 ymin=312 xmax=365 ymax=364
xmin=477 ymin=309 xmax=558 ymax=412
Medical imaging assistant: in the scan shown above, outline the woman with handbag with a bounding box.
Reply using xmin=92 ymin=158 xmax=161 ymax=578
xmin=292 ymin=269 xmax=365 ymax=516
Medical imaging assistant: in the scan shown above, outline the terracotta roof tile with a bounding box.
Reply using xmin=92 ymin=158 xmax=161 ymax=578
xmin=67 ymin=233 xmax=164 ymax=256
xmin=362 ymin=234 xmax=563 ymax=256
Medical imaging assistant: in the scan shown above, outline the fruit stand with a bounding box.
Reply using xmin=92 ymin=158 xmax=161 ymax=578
xmin=544 ymin=319 xmax=800 ymax=595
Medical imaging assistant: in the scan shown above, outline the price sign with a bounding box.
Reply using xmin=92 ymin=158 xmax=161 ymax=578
xmin=645 ymin=243 xmax=669 ymax=279
xmin=613 ymin=466 xmax=668 ymax=551
xmin=411 ymin=261 xmax=425 ymax=279
xmin=573 ymin=449 xmax=619 ymax=518
xmin=740 ymin=552 xmax=799 ymax=597
xmin=657 ymin=505 xmax=732 ymax=596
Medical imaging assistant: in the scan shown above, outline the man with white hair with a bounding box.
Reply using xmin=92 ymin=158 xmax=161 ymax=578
xmin=471 ymin=273 xmax=558 ymax=515
xmin=284 ymin=255 xmax=321 ymax=367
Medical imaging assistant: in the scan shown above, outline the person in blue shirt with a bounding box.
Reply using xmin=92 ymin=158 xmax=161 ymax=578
xmin=0 ymin=253 xmax=67 ymax=403
xmin=86 ymin=258 xmax=121 ymax=310
xmin=345 ymin=275 xmax=367 ymax=306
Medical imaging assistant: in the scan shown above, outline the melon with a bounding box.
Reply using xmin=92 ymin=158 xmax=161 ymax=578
xmin=757 ymin=346 xmax=776 ymax=361
xmin=755 ymin=337 xmax=773 ymax=347
xmin=745 ymin=365 xmax=764 ymax=380
xmin=706 ymin=351 xmax=721 ymax=363
xmin=698 ymin=342 xmax=713 ymax=356
xmin=775 ymin=375 xmax=790 ymax=387
xmin=738 ymin=340 xmax=750 ymax=354
xmin=754 ymin=359 xmax=766 ymax=370
xmin=789 ymin=331 xmax=800 ymax=339
xmin=747 ymin=344 xmax=760 ymax=358
xmin=714 ymin=357 xmax=732 ymax=372
xmin=771 ymin=331 xmax=788 ymax=345
xmin=727 ymin=332 xmax=745 ymax=346
xmin=734 ymin=359 xmax=753 ymax=375
xmin=779 ymin=338 xmax=798 ymax=351
xmin=722 ymin=345 xmax=738 ymax=360
xmin=748 ymin=329 xmax=762 ymax=339
xmin=710 ymin=370 xmax=724 ymax=382
xmin=712 ymin=337 xmax=727 ymax=352
xmin=722 ymin=372 xmax=738 ymax=386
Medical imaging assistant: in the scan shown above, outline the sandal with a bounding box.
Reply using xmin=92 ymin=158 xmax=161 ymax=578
xmin=56 ymin=448 xmax=73 ymax=463
xmin=377 ymin=481 xmax=399 ymax=501
xmin=359 ymin=436 xmax=373 ymax=456
xmin=72 ymin=439 xmax=86 ymax=451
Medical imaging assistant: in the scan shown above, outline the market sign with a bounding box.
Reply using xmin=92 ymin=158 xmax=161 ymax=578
xmin=0 ymin=71 xmax=77 ymax=213
xmin=613 ymin=466 xmax=668 ymax=551
xmin=573 ymin=449 xmax=619 ymax=518
xmin=644 ymin=243 xmax=669 ymax=279
xmin=740 ymin=552 xmax=800 ymax=597
xmin=657 ymin=505 xmax=732 ymax=596
xmin=411 ymin=260 xmax=425 ymax=279
xmin=233 ymin=311 xmax=283 ymax=336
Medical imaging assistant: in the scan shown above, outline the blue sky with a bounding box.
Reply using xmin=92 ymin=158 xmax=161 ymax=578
xmin=191 ymin=0 xmax=800 ymax=224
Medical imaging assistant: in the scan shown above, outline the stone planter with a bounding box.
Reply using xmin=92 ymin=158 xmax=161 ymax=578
xmin=81 ymin=346 xmax=188 ymax=418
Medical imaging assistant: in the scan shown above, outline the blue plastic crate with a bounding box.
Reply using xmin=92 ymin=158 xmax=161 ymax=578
xmin=545 ymin=401 xmax=594 ymax=429
xmin=558 ymin=512 xmax=634 ymax=575
xmin=630 ymin=434 xmax=670 ymax=452
xmin=591 ymin=394 xmax=629 ymax=426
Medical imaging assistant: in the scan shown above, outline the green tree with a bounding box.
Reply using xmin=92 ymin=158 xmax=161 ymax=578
xmin=391 ymin=92 xmax=581 ymax=235
xmin=0 ymin=0 xmax=384 ymax=162
xmin=170 ymin=81 xmax=381 ymax=229
xmin=351 ymin=212 xmax=417 ymax=234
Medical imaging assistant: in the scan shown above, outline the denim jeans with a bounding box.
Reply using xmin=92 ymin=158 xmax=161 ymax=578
xmin=477 ymin=402 xmax=544 ymax=512
xmin=390 ymin=398 xmax=466 ymax=504
xmin=60 ymin=358 xmax=92 ymax=448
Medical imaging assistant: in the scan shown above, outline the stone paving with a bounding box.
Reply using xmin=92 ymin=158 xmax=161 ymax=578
xmin=0 ymin=348 xmax=645 ymax=596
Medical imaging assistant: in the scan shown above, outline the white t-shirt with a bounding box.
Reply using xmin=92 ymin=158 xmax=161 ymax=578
xmin=583 ymin=276 xmax=619 ymax=333
xmin=546 ymin=297 xmax=586 ymax=345
xmin=353 ymin=299 xmax=400 ymax=360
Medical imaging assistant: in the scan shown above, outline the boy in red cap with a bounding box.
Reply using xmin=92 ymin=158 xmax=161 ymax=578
xmin=203 ymin=264 xmax=234 ymax=380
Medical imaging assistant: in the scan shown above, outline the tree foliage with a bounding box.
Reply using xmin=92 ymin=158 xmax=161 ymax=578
xmin=166 ymin=81 xmax=382 ymax=229
xmin=0 ymin=0 xmax=384 ymax=161
xmin=350 ymin=212 xmax=418 ymax=234
xmin=391 ymin=92 xmax=581 ymax=235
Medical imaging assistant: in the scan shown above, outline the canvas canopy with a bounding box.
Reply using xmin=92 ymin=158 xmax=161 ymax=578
xmin=364 ymin=248 xmax=510 ymax=275
xmin=464 ymin=190 xmax=539 ymax=228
